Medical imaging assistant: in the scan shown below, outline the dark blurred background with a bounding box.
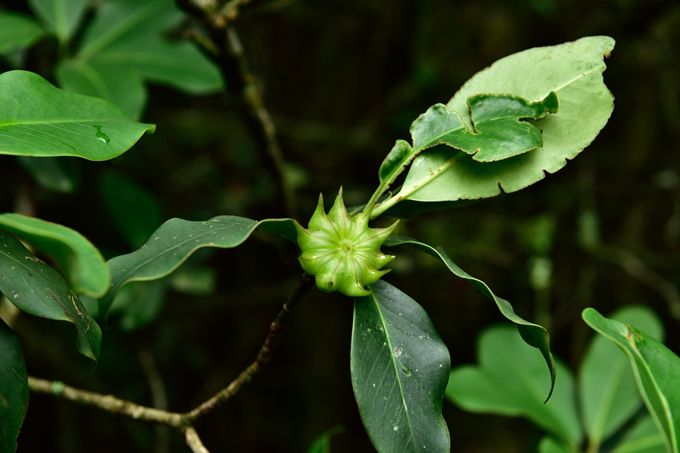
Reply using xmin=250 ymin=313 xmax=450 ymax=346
xmin=1 ymin=0 xmax=679 ymax=451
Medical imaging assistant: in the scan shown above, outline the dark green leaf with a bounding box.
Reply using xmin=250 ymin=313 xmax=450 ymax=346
xmin=583 ymin=308 xmax=680 ymax=453
xmin=411 ymin=92 xmax=557 ymax=162
xmin=17 ymin=156 xmax=81 ymax=193
xmin=0 ymin=70 xmax=155 ymax=160
xmin=109 ymin=280 xmax=166 ymax=331
xmin=447 ymin=326 xmax=581 ymax=445
xmin=56 ymin=0 xmax=222 ymax=119
xmin=400 ymin=36 xmax=614 ymax=202
xmin=0 ymin=230 xmax=101 ymax=360
xmin=580 ymin=306 xmax=664 ymax=447
xmin=385 ymin=236 xmax=555 ymax=397
xmin=0 ymin=10 xmax=45 ymax=55
xmin=0 ymin=214 xmax=110 ymax=298
xmin=102 ymin=216 xmax=295 ymax=316
xmin=378 ymin=140 xmax=415 ymax=184
xmin=28 ymin=0 xmax=89 ymax=43
xmin=351 ymin=280 xmax=450 ymax=453
xmin=0 ymin=319 xmax=28 ymax=453
xmin=100 ymin=171 xmax=163 ymax=248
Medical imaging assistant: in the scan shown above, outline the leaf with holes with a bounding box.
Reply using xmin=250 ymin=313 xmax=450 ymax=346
xmin=351 ymin=280 xmax=450 ymax=453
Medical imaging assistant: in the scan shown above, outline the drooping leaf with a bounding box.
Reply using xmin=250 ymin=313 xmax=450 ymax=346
xmin=583 ymin=308 xmax=680 ymax=453
xmin=447 ymin=326 xmax=581 ymax=446
xmin=580 ymin=306 xmax=664 ymax=448
xmin=102 ymin=216 xmax=296 ymax=316
xmin=0 ymin=70 xmax=155 ymax=160
xmin=0 ymin=230 xmax=101 ymax=360
xmin=385 ymin=236 xmax=555 ymax=396
xmin=28 ymin=0 xmax=89 ymax=43
xmin=100 ymin=171 xmax=163 ymax=248
xmin=614 ymin=416 xmax=666 ymax=453
xmin=56 ymin=0 xmax=222 ymax=119
xmin=17 ymin=156 xmax=81 ymax=193
xmin=351 ymin=280 xmax=450 ymax=453
xmin=0 ymin=10 xmax=45 ymax=55
xmin=0 ymin=319 xmax=28 ymax=453
xmin=400 ymin=36 xmax=614 ymax=202
xmin=0 ymin=214 xmax=109 ymax=298
xmin=411 ymin=92 xmax=558 ymax=162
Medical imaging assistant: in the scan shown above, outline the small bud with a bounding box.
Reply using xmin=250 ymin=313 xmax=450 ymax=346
xmin=296 ymin=189 xmax=398 ymax=297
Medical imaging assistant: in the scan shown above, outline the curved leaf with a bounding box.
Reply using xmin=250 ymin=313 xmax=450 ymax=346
xmin=401 ymin=36 xmax=614 ymax=202
xmin=0 ymin=214 xmax=110 ymax=297
xmin=57 ymin=0 xmax=222 ymax=119
xmin=583 ymin=308 xmax=680 ymax=453
xmin=102 ymin=216 xmax=296 ymax=316
xmin=0 ymin=10 xmax=45 ymax=55
xmin=28 ymin=0 xmax=88 ymax=43
xmin=385 ymin=236 xmax=555 ymax=396
xmin=0 ymin=70 xmax=154 ymax=160
xmin=580 ymin=306 xmax=664 ymax=447
xmin=447 ymin=326 xmax=581 ymax=445
xmin=0 ymin=319 xmax=28 ymax=453
xmin=379 ymin=140 xmax=413 ymax=184
xmin=351 ymin=280 xmax=450 ymax=453
xmin=0 ymin=230 xmax=101 ymax=360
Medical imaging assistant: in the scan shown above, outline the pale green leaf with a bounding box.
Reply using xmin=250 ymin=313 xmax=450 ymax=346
xmin=447 ymin=326 xmax=581 ymax=446
xmin=401 ymin=36 xmax=614 ymax=202
xmin=0 ymin=10 xmax=45 ymax=55
xmin=0 ymin=230 xmax=101 ymax=360
xmin=0 ymin=70 xmax=155 ymax=160
xmin=0 ymin=214 xmax=109 ymax=297
xmin=351 ymin=280 xmax=450 ymax=453
xmin=580 ymin=306 xmax=664 ymax=447
xmin=28 ymin=0 xmax=89 ymax=43
xmin=583 ymin=308 xmax=680 ymax=453
xmin=385 ymin=236 xmax=555 ymax=397
xmin=101 ymin=216 xmax=296 ymax=316
xmin=614 ymin=416 xmax=666 ymax=453
xmin=0 ymin=319 xmax=28 ymax=453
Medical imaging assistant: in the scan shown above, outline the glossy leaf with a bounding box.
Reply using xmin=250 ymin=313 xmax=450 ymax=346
xmin=351 ymin=280 xmax=450 ymax=452
xmin=0 ymin=214 xmax=110 ymax=297
xmin=401 ymin=36 xmax=614 ymax=202
xmin=614 ymin=416 xmax=666 ymax=453
xmin=28 ymin=0 xmax=89 ymax=43
xmin=17 ymin=156 xmax=81 ymax=193
xmin=100 ymin=171 xmax=163 ymax=248
xmin=102 ymin=216 xmax=296 ymax=316
xmin=580 ymin=306 xmax=664 ymax=447
xmin=385 ymin=236 xmax=555 ymax=395
xmin=411 ymin=92 xmax=557 ymax=162
xmin=0 ymin=70 xmax=155 ymax=160
xmin=447 ymin=326 xmax=581 ymax=445
xmin=583 ymin=308 xmax=680 ymax=453
xmin=56 ymin=0 xmax=222 ymax=118
xmin=0 ymin=10 xmax=45 ymax=55
xmin=0 ymin=319 xmax=28 ymax=453
xmin=0 ymin=230 xmax=101 ymax=360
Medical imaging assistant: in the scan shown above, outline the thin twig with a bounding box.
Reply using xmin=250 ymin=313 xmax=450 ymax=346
xmin=184 ymin=426 xmax=210 ymax=453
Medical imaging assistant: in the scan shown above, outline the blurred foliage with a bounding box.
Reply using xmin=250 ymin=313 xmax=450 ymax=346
xmin=0 ymin=0 xmax=679 ymax=451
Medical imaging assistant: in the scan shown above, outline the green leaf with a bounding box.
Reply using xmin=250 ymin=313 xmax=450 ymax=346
xmin=0 ymin=214 xmax=110 ymax=298
xmin=56 ymin=0 xmax=222 ymax=119
xmin=0 ymin=230 xmax=101 ymax=360
xmin=447 ymin=326 xmax=581 ymax=445
xmin=306 ymin=426 xmax=343 ymax=453
xmin=614 ymin=416 xmax=666 ymax=453
xmin=379 ymin=140 xmax=414 ymax=184
xmin=100 ymin=171 xmax=163 ymax=248
xmin=351 ymin=280 xmax=450 ymax=453
xmin=385 ymin=236 xmax=555 ymax=397
xmin=109 ymin=280 xmax=166 ymax=331
xmin=400 ymin=36 xmax=614 ymax=202
xmin=0 ymin=319 xmax=28 ymax=453
xmin=583 ymin=308 xmax=680 ymax=453
xmin=538 ymin=437 xmax=572 ymax=453
xmin=102 ymin=216 xmax=296 ymax=316
xmin=0 ymin=70 xmax=155 ymax=160
xmin=411 ymin=92 xmax=557 ymax=162
xmin=17 ymin=156 xmax=81 ymax=193
xmin=0 ymin=10 xmax=45 ymax=55
xmin=580 ymin=306 xmax=664 ymax=447
xmin=28 ymin=0 xmax=89 ymax=43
